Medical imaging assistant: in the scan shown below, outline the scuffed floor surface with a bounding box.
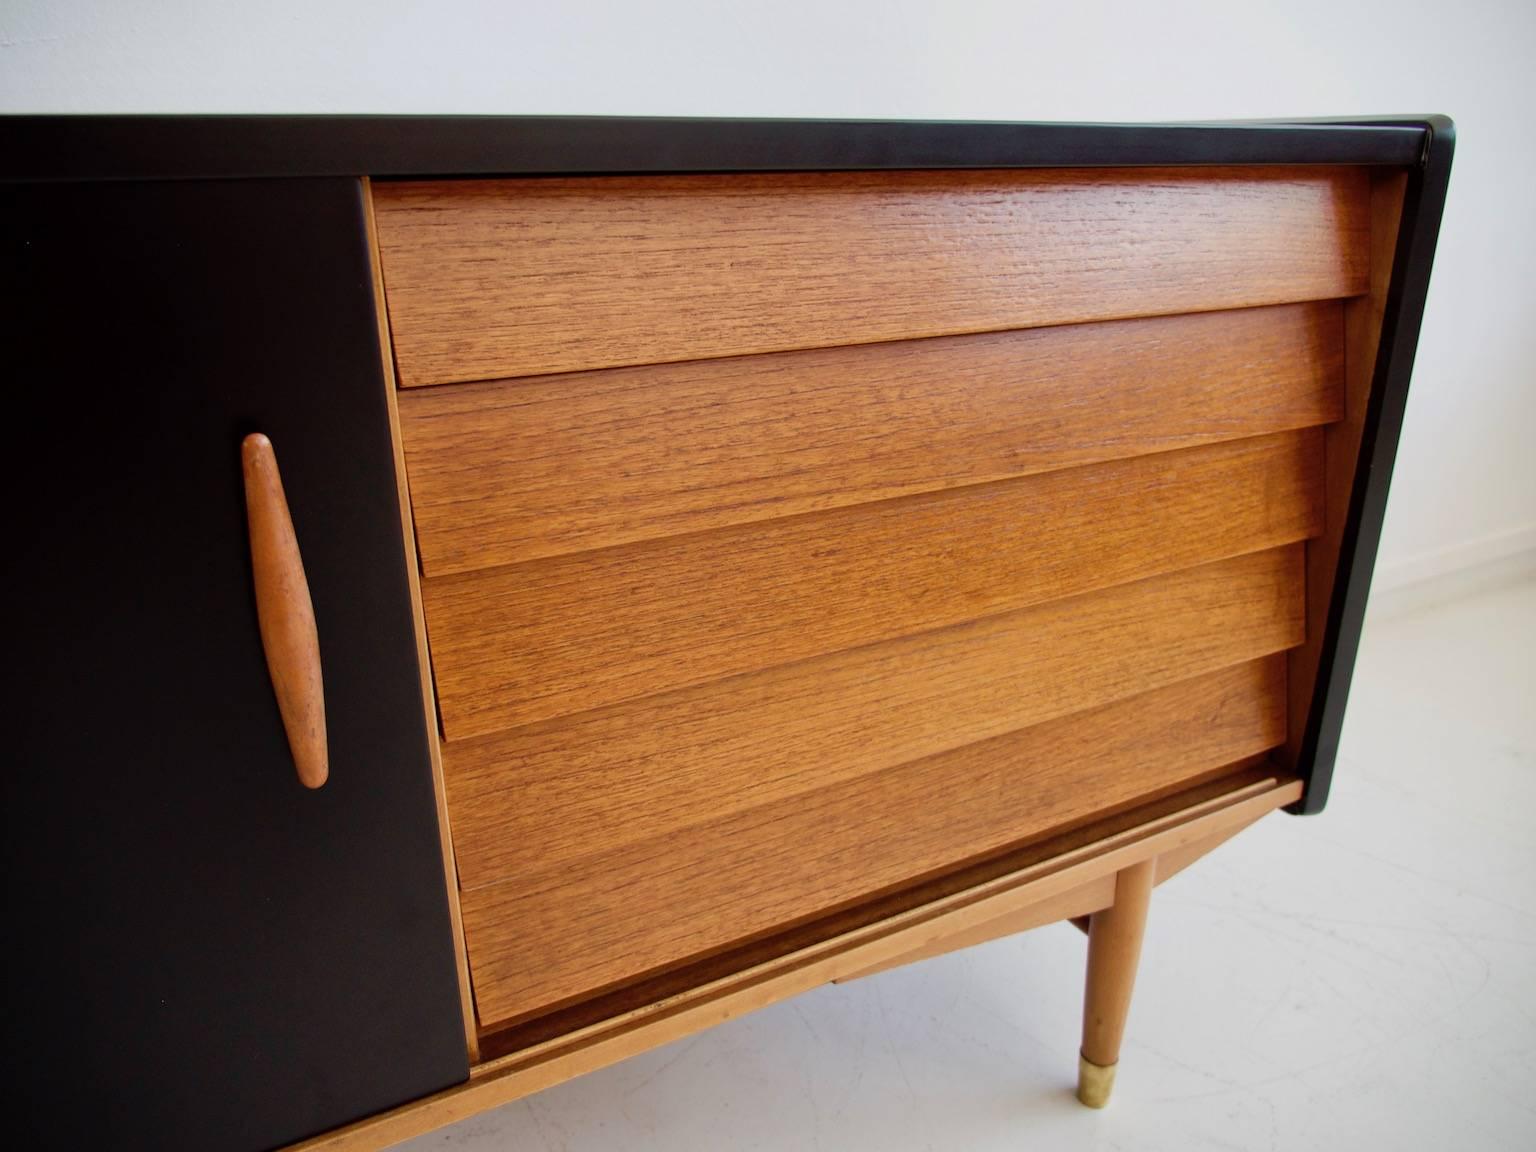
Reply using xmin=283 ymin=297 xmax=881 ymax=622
xmin=401 ymin=574 xmax=1536 ymax=1151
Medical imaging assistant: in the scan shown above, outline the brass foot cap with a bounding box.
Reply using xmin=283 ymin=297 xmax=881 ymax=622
xmin=1077 ymin=1054 xmax=1117 ymax=1108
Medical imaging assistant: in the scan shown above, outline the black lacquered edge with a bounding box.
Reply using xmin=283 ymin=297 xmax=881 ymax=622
xmin=1288 ymin=115 xmax=1454 ymax=814
xmin=0 ymin=113 xmax=1427 ymax=182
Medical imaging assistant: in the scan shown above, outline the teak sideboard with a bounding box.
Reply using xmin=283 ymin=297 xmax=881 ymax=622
xmin=2 ymin=115 xmax=1452 ymax=1150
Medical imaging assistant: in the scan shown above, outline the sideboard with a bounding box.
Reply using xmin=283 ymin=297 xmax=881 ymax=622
xmin=1 ymin=115 xmax=1452 ymax=1150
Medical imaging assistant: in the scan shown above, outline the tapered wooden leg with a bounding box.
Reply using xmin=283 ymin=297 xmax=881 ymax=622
xmin=1077 ymin=858 xmax=1155 ymax=1108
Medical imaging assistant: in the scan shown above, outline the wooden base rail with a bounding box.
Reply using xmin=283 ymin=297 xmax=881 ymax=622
xmin=836 ymin=810 xmax=1259 ymax=985
xmin=290 ymin=772 xmax=1302 ymax=1151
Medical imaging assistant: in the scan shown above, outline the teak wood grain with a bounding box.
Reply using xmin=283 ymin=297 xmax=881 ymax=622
xmin=426 ymin=431 xmax=1322 ymax=740
xmin=447 ymin=543 xmax=1303 ymax=897
xmin=459 ymin=654 xmax=1290 ymax=1027
xmin=372 ymin=167 xmax=1369 ymax=385
xmin=399 ymin=302 xmax=1344 ymax=573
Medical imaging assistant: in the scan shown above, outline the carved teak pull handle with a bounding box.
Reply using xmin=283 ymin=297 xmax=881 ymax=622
xmin=241 ymin=433 xmax=329 ymax=789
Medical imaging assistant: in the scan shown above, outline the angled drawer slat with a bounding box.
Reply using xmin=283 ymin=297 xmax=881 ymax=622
xmin=375 ymin=166 xmax=1368 ymax=386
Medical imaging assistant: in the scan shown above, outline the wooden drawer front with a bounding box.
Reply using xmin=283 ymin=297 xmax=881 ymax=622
xmin=461 ymin=653 xmax=1291 ymax=1027
xmin=374 ymin=167 xmax=1367 ymax=386
xmin=379 ymin=168 xmax=1363 ymax=1031
xmin=455 ymin=549 xmax=1303 ymax=1026
xmin=446 ymin=547 xmax=1306 ymax=894
xmin=400 ymin=301 xmax=1342 ymax=574
xmin=427 ymin=428 xmax=1320 ymax=740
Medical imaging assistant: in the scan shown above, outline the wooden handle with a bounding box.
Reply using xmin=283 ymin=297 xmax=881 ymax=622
xmin=242 ymin=433 xmax=328 ymax=789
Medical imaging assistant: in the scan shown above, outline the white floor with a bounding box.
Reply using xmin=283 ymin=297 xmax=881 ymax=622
xmin=402 ymin=572 xmax=1536 ymax=1152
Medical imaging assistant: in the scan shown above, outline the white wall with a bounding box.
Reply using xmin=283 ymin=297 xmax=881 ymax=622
xmin=4 ymin=1 xmax=1532 ymax=588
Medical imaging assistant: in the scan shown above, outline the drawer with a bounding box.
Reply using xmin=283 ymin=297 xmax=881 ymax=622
xmin=421 ymin=428 xmax=1323 ymax=741
xmin=398 ymin=301 xmax=1343 ymax=575
xmin=374 ymin=168 xmax=1364 ymax=1031
xmin=452 ymin=557 xmax=1302 ymax=1027
xmin=373 ymin=166 xmax=1368 ymax=386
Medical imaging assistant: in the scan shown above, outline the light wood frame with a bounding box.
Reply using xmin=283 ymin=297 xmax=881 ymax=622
xmin=290 ymin=772 xmax=1301 ymax=1150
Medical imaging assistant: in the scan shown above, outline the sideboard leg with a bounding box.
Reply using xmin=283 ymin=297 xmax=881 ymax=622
xmin=1077 ymin=858 xmax=1156 ymax=1108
